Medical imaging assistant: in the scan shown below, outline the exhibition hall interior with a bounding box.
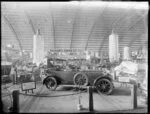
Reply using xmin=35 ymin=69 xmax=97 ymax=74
xmin=1 ymin=1 xmax=148 ymax=113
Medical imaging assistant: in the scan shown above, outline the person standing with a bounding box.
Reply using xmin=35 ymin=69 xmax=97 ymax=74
xmin=10 ymin=64 xmax=17 ymax=84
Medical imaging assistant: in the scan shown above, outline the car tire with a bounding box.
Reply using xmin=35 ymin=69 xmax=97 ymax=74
xmin=94 ymin=78 xmax=113 ymax=95
xmin=73 ymin=72 xmax=89 ymax=86
xmin=45 ymin=77 xmax=57 ymax=91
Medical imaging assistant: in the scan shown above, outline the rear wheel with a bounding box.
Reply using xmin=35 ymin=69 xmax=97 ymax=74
xmin=45 ymin=77 xmax=57 ymax=91
xmin=94 ymin=78 xmax=113 ymax=95
xmin=73 ymin=72 xmax=88 ymax=86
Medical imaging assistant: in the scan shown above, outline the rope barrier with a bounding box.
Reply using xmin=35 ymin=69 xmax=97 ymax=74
xmin=19 ymin=89 xmax=87 ymax=97
xmin=2 ymin=94 xmax=12 ymax=98
xmin=2 ymin=83 xmax=14 ymax=89
xmin=138 ymin=87 xmax=147 ymax=92
xmin=2 ymin=83 xmax=88 ymax=98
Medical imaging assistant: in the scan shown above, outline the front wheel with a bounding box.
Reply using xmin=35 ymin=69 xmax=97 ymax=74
xmin=73 ymin=72 xmax=89 ymax=86
xmin=45 ymin=77 xmax=57 ymax=91
xmin=94 ymin=78 xmax=113 ymax=95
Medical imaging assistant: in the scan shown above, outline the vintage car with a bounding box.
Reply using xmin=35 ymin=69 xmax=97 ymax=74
xmin=40 ymin=58 xmax=114 ymax=95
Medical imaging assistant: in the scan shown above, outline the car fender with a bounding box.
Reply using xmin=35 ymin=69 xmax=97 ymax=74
xmin=93 ymin=74 xmax=113 ymax=86
xmin=43 ymin=75 xmax=61 ymax=85
xmin=43 ymin=76 xmax=50 ymax=85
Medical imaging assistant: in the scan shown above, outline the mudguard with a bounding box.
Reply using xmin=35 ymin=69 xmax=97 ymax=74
xmin=93 ymin=74 xmax=113 ymax=86
xmin=43 ymin=75 xmax=61 ymax=85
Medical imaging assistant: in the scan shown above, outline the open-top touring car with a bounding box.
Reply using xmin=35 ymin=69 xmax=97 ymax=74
xmin=40 ymin=58 xmax=114 ymax=95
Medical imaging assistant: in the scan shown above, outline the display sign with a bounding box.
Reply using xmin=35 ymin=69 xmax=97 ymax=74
xmin=21 ymin=81 xmax=36 ymax=91
xmin=49 ymin=49 xmax=84 ymax=52
xmin=118 ymin=76 xmax=130 ymax=82
xmin=47 ymin=49 xmax=87 ymax=60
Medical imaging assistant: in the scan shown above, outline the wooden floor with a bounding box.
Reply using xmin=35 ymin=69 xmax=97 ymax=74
xmin=2 ymin=82 xmax=147 ymax=113
xmin=18 ymin=83 xmax=147 ymax=113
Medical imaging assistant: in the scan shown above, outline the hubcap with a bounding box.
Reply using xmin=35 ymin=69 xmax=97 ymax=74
xmin=96 ymin=79 xmax=111 ymax=94
xmin=47 ymin=78 xmax=55 ymax=88
xmin=75 ymin=74 xmax=86 ymax=85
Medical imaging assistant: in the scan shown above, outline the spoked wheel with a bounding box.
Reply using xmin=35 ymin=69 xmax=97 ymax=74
xmin=45 ymin=77 xmax=57 ymax=91
xmin=94 ymin=78 xmax=113 ymax=95
xmin=73 ymin=72 xmax=88 ymax=86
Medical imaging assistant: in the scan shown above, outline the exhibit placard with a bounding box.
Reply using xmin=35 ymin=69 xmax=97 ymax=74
xmin=21 ymin=81 xmax=36 ymax=91
xmin=118 ymin=76 xmax=130 ymax=82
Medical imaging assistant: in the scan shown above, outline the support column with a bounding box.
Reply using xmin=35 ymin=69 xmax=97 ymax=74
xmin=12 ymin=90 xmax=19 ymax=113
xmin=88 ymin=86 xmax=94 ymax=112
xmin=131 ymin=84 xmax=137 ymax=109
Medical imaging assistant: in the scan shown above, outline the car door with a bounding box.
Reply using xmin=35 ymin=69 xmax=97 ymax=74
xmin=55 ymin=70 xmax=77 ymax=85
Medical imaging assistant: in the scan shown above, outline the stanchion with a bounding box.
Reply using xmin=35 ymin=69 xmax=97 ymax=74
xmin=12 ymin=90 xmax=19 ymax=113
xmin=13 ymin=74 xmax=16 ymax=84
xmin=15 ymin=68 xmax=18 ymax=84
xmin=131 ymin=84 xmax=137 ymax=109
xmin=88 ymin=86 xmax=94 ymax=112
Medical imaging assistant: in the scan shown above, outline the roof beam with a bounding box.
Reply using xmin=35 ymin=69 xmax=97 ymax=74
xmin=121 ymin=15 xmax=146 ymax=48
xmin=2 ymin=14 xmax=23 ymax=51
xmin=111 ymin=6 xmax=142 ymax=45
xmin=70 ymin=5 xmax=80 ymax=49
xmin=113 ymin=6 xmax=136 ymax=32
xmin=24 ymin=11 xmax=36 ymax=34
xmin=98 ymin=8 xmax=127 ymax=53
xmin=49 ymin=4 xmax=56 ymax=49
xmin=85 ymin=3 xmax=108 ymax=50
xmin=129 ymin=28 xmax=147 ymax=48
xmin=98 ymin=5 xmax=135 ymax=53
xmin=112 ymin=10 xmax=129 ymax=32
xmin=98 ymin=28 xmax=111 ymax=53
xmin=127 ymin=16 xmax=143 ymax=32
xmin=127 ymin=12 xmax=147 ymax=47
xmin=120 ymin=11 xmax=147 ymax=43
xmin=138 ymin=41 xmax=147 ymax=50
xmin=143 ymin=14 xmax=148 ymax=32
xmin=128 ymin=33 xmax=142 ymax=47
